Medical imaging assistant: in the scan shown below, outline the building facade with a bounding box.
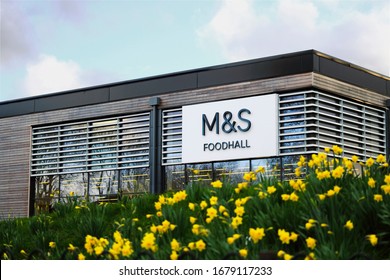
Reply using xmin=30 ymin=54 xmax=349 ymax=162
xmin=1 ymin=50 xmax=389 ymax=219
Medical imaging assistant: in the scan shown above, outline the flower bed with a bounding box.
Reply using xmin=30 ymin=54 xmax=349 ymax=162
xmin=1 ymin=147 xmax=390 ymax=260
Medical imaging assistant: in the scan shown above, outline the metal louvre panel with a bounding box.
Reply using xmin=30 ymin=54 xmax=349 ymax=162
xmin=162 ymin=108 xmax=182 ymax=165
xmin=31 ymin=112 xmax=150 ymax=176
xmin=279 ymin=90 xmax=387 ymax=159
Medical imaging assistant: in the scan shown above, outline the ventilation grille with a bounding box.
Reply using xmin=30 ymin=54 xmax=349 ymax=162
xmin=31 ymin=112 xmax=150 ymax=176
xmin=162 ymin=108 xmax=182 ymax=165
xmin=279 ymin=91 xmax=387 ymax=159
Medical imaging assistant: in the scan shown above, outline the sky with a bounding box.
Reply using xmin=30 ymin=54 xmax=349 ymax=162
xmin=1 ymin=0 xmax=389 ymax=102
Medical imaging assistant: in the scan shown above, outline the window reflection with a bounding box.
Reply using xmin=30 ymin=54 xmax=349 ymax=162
xmin=214 ymin=160 xmax=249 ymax=183
xmin=60 ymin=173 xmax=88 ymax=199
xmin=187 ymin=163 xmax=212 ymax=184
xmin=121 ymin=168 xmax=150 ymax=194
xmin=34 ymin=175 xmax=59 ymax=213
xmin=89 ymin=171 xmax=118 ymax=201
xmin=165 ymin=165 xmax=185 ymax=191
xmin=251 ymin=158 xmax=281 ymax=179
xmin=281 ymin=156 xmax=300 ymax=180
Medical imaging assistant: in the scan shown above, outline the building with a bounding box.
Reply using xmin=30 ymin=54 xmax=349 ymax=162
xmin=1 ymin=50 xmax=389 ymax=219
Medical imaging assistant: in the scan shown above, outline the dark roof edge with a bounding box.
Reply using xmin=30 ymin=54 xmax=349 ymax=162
xmin=1 ymin=50 xmax=389 ymax=118
xmin=0 ymin=49 xmax=315 ymax=104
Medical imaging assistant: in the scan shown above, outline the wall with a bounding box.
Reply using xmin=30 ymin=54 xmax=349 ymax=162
xmin=0 ymin=72 xmax=388 ymax=218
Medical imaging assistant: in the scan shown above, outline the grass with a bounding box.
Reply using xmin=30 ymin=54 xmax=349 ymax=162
xmin=1 ymin=148 xmax=390 ymax=260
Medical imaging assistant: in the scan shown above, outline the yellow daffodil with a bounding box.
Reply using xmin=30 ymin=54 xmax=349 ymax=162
xmin=188 ymin=202 xmax=195 ymax=211
xmin=218 ymin=205 xmax=227 ymax=213
xmin=366 ymin=158 xmax=375 ymax=167
xmin=332 ymin=166 xmax=345 ymax=179
xmin=173 ymin=190 xmax=187 ymax=203
xmin=381 ymin=185 xmax=390 ymax=194
xmin=239 ymin=249 xmax=248 ymax=258
xmin=305 ymin=222 xmax=313 ymax=230
xmin=231 ymin=216 xmax=243 ymax=229
xmin=209 ymin=196 xmax=218 ymax=206
xmin=234 ymin=206 xmax=245 ymax=217
xmin=258 ymin=191 xmax=267 ymax=199
xmin=351 ymin=155 xmax=359 ymax=163
xmin=171 ymin=239 xmax=180 ymax=252
xmin=326 ymin=189 xmax=335 ymax=197
xmin=154 ymin=202 xmax=162 ymax=211
xmin=289 ymin=232 xmax=299 ymax=242
xmin=267 ymin=186 xmax=276 ymax=194
xmin=374 ymin=194 xmax=383 ymax=202
xmin=170 ymin=250 xmax=178 ymax=260
xmin=281 ymin=194 xmax=290 ymax=201
xmin=318 ymin=194 xmax=326 ymax=200
xmin=304 ymin=252 xmax=316 ymax=260
xmin=290 ymin=192 xmax=299 ymax=202
xmin=306 ymin=237 xmax=317 ymax=250
xmin=332 ymin=145 xmax=343 ymax=155
xmin=384 ymin=175 xmax=390 ymax=185
xmin=249 ymin=227 xmax=266 ymax=243
xmin=317 ymin=170 xmax=331 ymax=180
xmin=243 ymin=171 xmax=256 ymax=181
xmin=333 ymin=186 xmax=341 ymax=194
xmin=141 ymin=232 xmax=157 ymax=252
xmin=366 ymin=234 xmax=378 ymax=246
xmin=189 ymin=216 xmax=197 ymax=224
xmin=278 ymin=229 xmax=290 ymax=244
xmin=188 ymin=242 xmax=196 ymax=250
xmin=195 ymin=239 xmax=206 ymax=252
xmin=206 ymin=207 xmax=218 ymax=220
xmin=277 ymin=250 xmax=286 ymax=258
xmin=376 ymin=154 xmax=386 ymax=163
xmin=368 ymin=178 xmax=376 ymax=188
xmin=211 ymin=180 xmax=223 ymax=188
xmin=344 ymin=220 xmax=354 ymax=231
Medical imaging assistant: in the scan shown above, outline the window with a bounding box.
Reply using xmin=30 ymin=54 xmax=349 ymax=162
xmin=279 ymin=91 xmax=386 ymax=160
xmin=162 ymin=108 xmax=182 ymax=165
xmin=31 ymin=112 xmax=150 ymax=175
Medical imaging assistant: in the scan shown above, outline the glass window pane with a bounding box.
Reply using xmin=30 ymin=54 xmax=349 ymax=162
xmin=281 ymin=156 xmax=300 ymax=180
xmin=34 ymin=175 xmax=59 ymax=214
xmin=60 ymin=173 xmax=88 ymax=198
xmin=214 ymin=160 xmax=249 ymax=183
xmin=89 ymin=170 xmax=119 ymax=198
xmin=165 ymin=165 xmax=185 ymax=191
xmin=187 ymin=163 xmax=212 ymax=184
xmin=251 ymin=158 xmax=281 ymax=179
xmin=120 ymin=168 xmax=150 ymax=194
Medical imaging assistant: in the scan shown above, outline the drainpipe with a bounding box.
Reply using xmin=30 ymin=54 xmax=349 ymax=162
xmin=149 ymin=97 xmax=162 ymax=194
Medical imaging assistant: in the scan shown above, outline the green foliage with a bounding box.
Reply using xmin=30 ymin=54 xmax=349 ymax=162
xmin=1 ymin=149 xmax=390 ymax=260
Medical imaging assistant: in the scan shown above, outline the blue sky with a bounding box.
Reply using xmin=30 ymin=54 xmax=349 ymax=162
xmin=1 ymin=0 xmax=389 ymax=102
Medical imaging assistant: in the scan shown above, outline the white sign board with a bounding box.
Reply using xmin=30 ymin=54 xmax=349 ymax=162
xmin=182 ymin=94 xmax=278 ymax=163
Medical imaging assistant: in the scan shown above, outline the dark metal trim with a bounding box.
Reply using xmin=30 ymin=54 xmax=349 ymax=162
xmin=149 ymin=97 xmax=162 ymax=194
xmin=1 ymin=50 xmax=389 ymax=118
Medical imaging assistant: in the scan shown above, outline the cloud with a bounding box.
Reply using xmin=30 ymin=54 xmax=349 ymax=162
xmin=198 ymin=0 xmax=390 ymax=75
xmin=24 ymin=54 xmax=84 ymax=96
xmin=0 ymin=2 xmax=36 ymax=66
xmin=54 ymin=0 xmax=86 ymax=22
xmin=0 ymin=1 xmax=86 ymax=67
